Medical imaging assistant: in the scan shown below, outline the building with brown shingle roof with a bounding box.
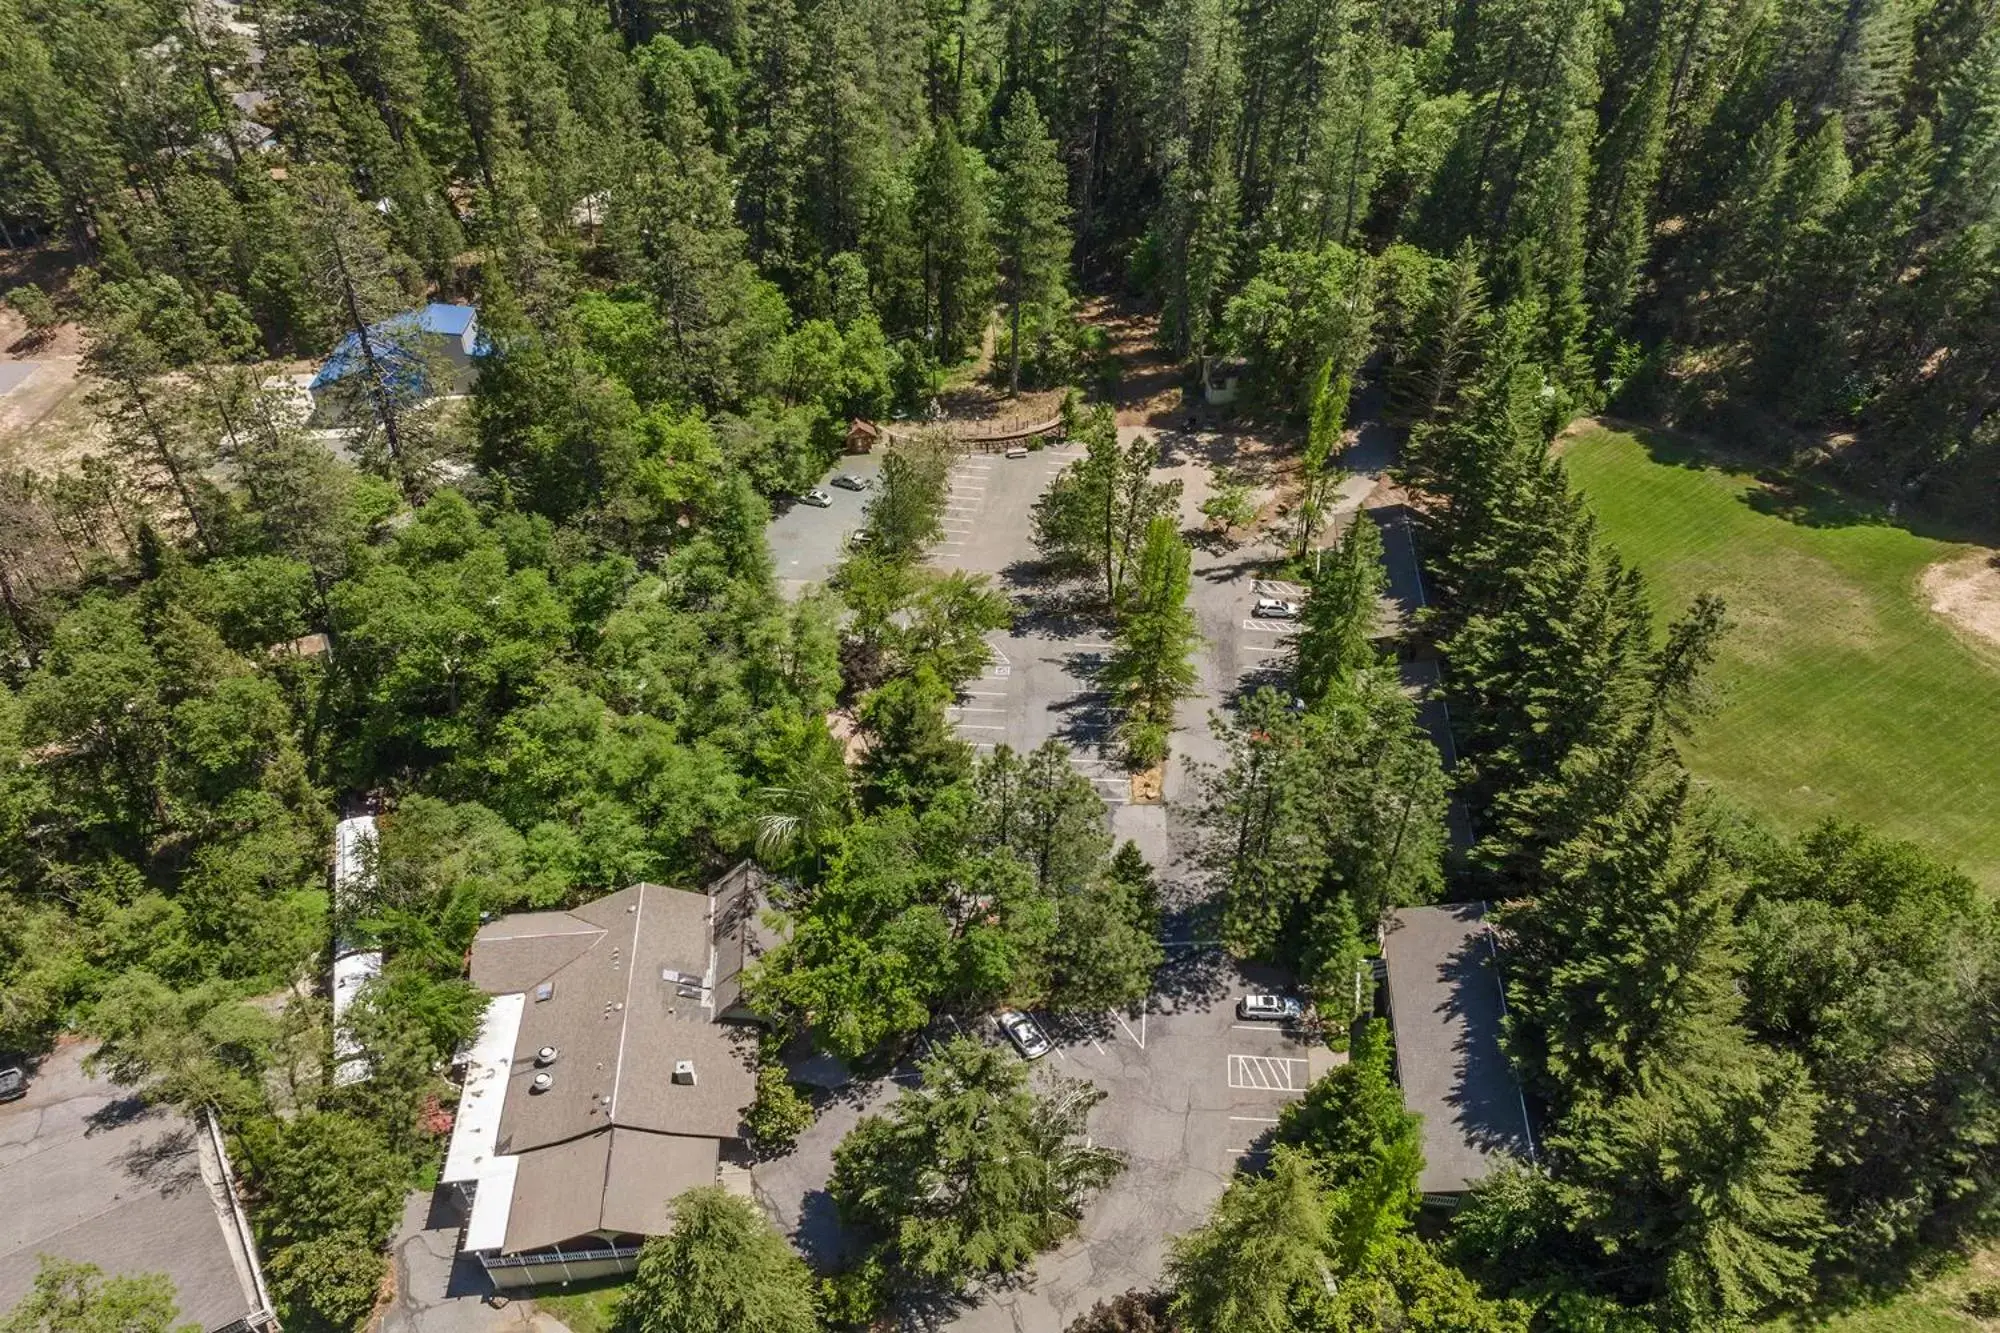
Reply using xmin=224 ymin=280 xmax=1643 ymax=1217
xmin=439 ymin=867 xmax=771 ymax=1289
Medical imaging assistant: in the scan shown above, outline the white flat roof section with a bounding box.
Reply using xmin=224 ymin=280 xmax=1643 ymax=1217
xmin=332 ymin=815 xmax=377 ymax=923
xmin=442 ymin=991 xmax=525 ymax=1186
xmin=331 ymin=949 xmax=383 ymax=1087
xmin=462 ymin=1153 xmax=520 ymax=1254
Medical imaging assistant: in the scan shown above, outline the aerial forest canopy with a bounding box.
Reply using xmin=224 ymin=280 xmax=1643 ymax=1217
xmin=2 ymin=0 xmax=1999 ymax=1329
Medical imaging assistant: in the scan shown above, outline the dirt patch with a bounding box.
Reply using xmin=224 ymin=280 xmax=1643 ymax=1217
xmin=1130 ymin=765 xmax=1163 ymax=804
xmin=1921 ymin=551 xmax=2000 ymax=655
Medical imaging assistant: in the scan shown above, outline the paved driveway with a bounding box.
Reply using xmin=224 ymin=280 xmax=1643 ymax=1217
xmin=380 ymin=1191 xmax=570 ymax=1333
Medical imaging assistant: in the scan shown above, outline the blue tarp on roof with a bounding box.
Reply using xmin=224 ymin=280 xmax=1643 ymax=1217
xmin=311 ymin=303 xmax=484 ymax=391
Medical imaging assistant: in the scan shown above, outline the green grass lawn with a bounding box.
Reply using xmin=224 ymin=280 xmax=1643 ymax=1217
xmin=531 ymin=1277 xmax=628 ymax=1333
xmin=1561 ymin=424 xmax=2000 ymax=890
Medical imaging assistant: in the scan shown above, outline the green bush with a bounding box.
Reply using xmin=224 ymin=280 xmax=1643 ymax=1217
xmin=265 ymin=1233 xmax=386 ymax=1332
xmin=1121 ymin=720 xmax=1169 ymax=769
xmin=744 ymin=1060 xmax=814 ymax=1153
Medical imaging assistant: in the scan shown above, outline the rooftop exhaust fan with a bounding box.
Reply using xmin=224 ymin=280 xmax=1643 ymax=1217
xmin=536 ymin=1045 xmax=559 ymax=1066
xmin=530 ymin=1071 xmax=553 ymax=1093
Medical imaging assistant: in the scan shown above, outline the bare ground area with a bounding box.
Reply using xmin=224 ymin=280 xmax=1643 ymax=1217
xmin=1922 ymin=550 xmax=2000 ymax=655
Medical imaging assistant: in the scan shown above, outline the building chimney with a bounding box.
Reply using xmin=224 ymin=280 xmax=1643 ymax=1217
xmin=672 ymin=1060 xmax=696 ymax=1086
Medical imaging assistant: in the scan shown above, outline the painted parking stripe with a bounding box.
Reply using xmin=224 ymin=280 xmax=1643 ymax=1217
xmin=1242 ymin=620 xmax=1296 ymax=633
xmin=1227 ymin=1054 xmax=1310 ymax=1092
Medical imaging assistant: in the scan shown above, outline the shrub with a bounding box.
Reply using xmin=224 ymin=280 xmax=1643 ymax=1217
xmin=744 ymin=1060 xmax=814 ymax=1153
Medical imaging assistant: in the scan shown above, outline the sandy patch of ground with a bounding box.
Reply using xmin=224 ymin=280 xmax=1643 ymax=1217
xmin=1921 ymin=550 xmax=2000 ymax=655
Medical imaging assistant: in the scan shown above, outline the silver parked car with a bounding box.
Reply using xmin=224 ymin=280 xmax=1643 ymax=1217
xmin=830 ymin=474 xmax=869 ymax=491
xmin=1253 ymin=597 xmax=1301 ymax=619
xmin=996 ymin=1009 xmax=1053 ymax=1059
xmin=799 ymin=488 xmax=834 ymax=508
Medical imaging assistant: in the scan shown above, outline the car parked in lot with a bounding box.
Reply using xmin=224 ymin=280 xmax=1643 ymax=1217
xmin=0 ymin=1064 xmax=25 ymax=1102
xmin=1253 ymin=597 xmax=1300 ymax=619
xmin=996 ymin=1009 xmax=1053 ymax=1059
xmin=1005 ymin=445 xmax=1029 ymax=459
xmin=799 ymin=488 xmax=833 ymax=508
xmin=1236 ymin=994 xmax=1304 ymax=1022
xmin=830 ymin=473 xmax=868 ymax=491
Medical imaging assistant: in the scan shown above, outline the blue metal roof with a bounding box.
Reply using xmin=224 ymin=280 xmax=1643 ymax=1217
xmin=311 ymin=303 xmax=483 ymax=391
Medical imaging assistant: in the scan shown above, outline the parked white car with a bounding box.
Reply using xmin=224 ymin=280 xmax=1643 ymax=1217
xmin=1236 ymin=994 xmax=1304 ymax=1022
xmin=799 ymin=488 xmax=833 ymax=508
xmin=996 ymin=1009 xmax=1053 ymax=1059
xmin=1253 ymin=597 xmax=1300 ymax=619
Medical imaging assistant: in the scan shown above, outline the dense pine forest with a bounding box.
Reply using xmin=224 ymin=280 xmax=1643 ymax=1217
xmin=2 ymin=0 xmax=1999 ymax=1330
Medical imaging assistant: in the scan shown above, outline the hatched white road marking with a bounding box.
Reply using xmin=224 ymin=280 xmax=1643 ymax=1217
xmin=1228 ymin=1054 xmax=1309 ymax=1092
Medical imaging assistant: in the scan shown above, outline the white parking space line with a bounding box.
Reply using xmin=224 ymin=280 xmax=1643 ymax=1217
xmin=949 ymin=706 xmax=1005 ymax=713
xmin=1111 ymin=1011 xmax=1147 ymax=1049
xmin=1242 ymin=644 xmax=1289 ymax=653
xmin=1242 ymin=620 xmax=1296 ymax=633
xmin=1227 ymin=1054 xmax=1310 ymax=1092
xmin=956 ymin=724 xmax=1006 ymax=731
xmin=1228 ymin=1115 xmax=1281 ymax=1123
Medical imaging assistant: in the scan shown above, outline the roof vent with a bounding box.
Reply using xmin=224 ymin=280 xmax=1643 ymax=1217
xmin=534 ymin=982 xmax=554 ymax=1002
xmin=530 ymin=1071 xmax=553 ymax=1093
xmin=672 ymin=1060 xmax=697 ymax=1086
xmin=535 ymin=1046 xmax=559 ymax=1067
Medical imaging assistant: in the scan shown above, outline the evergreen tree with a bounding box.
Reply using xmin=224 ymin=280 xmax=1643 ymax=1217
xmin=911 ymin=120 xmax=996 ymax=360
xmin=830 ymin=1036 xmax=1124 ymax=1289
xmin=622 ymin=1187 xmax=818 ymax=1333
xmin=1103 ymin=516 xmax=1200 ymax=765
xmin=1292 ymin=511 xmax=1385 ymax=707
xmin=993 ymin=90 xmax=1073 ymax=393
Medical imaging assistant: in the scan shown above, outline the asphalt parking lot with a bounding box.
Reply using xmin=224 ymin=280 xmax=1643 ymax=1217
xmin=751 ymin=950 xmax=1341 ymax=1330
xmin=768 ymin=453 xmax=885 ymax=596
xmin=927 ymin=431 xmax=1337 ymax=875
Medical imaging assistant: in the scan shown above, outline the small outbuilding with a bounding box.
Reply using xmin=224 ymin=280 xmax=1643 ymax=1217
xmin=1379 ymin=902 xmax=1536 ymax=1205
xmin=845 ymin=418 xmax=883 ymax=453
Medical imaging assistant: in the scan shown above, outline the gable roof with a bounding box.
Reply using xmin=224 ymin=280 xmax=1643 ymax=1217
xmin=481 ymin=883 xmax=755 ymax=1155
xmin=1380 ymin=903 xmax=1536 ymax=1195
xmin=310 ymin=303 xmax=484 ymax=390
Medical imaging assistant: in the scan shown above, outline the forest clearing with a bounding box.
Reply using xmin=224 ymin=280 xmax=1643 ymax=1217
xmin=1564 ymin=425 xmax=2000 ymax=890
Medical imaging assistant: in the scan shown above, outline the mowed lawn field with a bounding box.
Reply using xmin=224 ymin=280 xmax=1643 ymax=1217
xmin=1562 ymin=425 xmax=2000 ymax=891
